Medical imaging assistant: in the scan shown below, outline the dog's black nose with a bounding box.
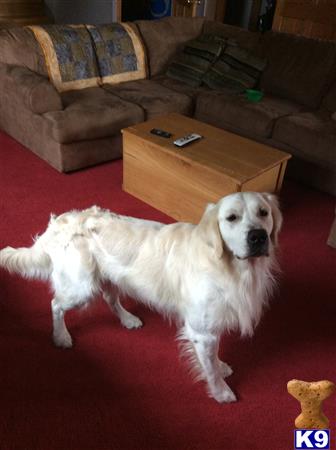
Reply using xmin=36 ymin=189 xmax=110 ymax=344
xmin=247 ymin=229 xmax=268 ymax=254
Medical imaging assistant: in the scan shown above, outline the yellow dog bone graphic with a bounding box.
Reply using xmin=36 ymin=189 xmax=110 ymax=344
xmin=287 ymin=379 xmax=335 ymax=429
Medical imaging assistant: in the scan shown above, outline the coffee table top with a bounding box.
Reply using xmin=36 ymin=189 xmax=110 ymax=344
xmin=122 ymin=113 xmax=291 ymax=184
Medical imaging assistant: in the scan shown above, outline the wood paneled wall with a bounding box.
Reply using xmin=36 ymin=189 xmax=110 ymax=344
xmin=273 ymin=0 xmax=336 ymax=39
xmin=45 ymin=0 xmax=113 ymax=25
xmin=0 ymin=0 xmax=49 ymax=25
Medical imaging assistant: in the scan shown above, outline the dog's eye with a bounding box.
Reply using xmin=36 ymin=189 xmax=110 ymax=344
xmin=259 ymin=208 xmax=268 ymax=217
xmin=226 ymin=214 xmax=237 ymax=222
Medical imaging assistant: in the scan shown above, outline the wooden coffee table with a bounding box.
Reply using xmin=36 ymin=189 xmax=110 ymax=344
xmin=122 ymin=113 xmax=291 ymax=223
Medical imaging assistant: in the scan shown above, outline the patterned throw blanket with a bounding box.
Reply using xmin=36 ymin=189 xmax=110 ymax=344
xmin=28 ymin=23 xmax=147 ymax=92
xmin=87 ymin=23 xmax=147 ymax=85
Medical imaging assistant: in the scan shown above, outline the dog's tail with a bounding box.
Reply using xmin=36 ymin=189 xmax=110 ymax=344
xmin=0 ymin=242 xmax=52 ymax=280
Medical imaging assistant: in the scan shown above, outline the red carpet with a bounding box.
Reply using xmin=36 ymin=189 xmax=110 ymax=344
xmin=0 ymin=131 xmax=335 ymax=450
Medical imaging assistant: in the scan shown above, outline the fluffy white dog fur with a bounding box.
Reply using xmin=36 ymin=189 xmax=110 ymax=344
xmin=0 ymin=192 xmax=282 ymax=403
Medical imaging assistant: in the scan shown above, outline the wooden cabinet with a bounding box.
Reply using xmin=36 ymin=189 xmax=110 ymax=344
xmin=0 ymin=0 xmax=50 ymax=26
xmin=123 ymin=113 xmax=291 ymax=224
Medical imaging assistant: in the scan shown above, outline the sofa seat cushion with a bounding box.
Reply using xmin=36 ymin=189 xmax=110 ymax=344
xmin=195 ymin=91 xmax=302 ymax=138
xmin=272 ymin=111 xmax=336 ymax=170
xmin=43 ymin=87 xmax=144 ymax=144
xmin=153 ymin=74 xmax=209 ymax=99
xmin=103 ymin=79 xmax=193 ymax=119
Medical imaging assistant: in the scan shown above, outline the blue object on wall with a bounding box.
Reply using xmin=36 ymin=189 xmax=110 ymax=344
xmin=149 ymin=0 xmax=172 ymax=19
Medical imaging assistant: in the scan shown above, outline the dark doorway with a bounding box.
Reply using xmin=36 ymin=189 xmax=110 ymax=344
xmin=122 ymin=0 xmax=151 ymax=21
xmin=122 ymin=0 xmax=172 ymax=21
xmin=224 ymin=0 xmax=276 ymax=31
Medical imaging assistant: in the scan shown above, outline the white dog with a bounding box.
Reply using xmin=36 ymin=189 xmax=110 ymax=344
xmin=0 ymin=192 xmax=282 ymax=403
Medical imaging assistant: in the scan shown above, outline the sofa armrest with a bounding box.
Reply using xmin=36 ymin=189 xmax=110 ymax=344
xmin=0 ymin=63 xmax=63 ymax=114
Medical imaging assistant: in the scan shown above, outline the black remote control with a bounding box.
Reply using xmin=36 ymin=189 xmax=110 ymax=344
xmin=150 ymin=128 xmax=172 ymax=138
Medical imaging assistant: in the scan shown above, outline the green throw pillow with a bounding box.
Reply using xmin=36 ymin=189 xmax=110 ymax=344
xmin=203 ymin=40 xmax=267 ymax=93
xmin=166 ymin=35 xmax=224 ymax=88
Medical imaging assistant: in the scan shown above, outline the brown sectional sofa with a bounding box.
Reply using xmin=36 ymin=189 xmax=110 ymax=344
xmin=0 ymin=17 xmax=336 ymax=195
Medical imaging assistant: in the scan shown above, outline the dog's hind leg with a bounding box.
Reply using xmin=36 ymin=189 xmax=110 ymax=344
xmin=51 ymin=298 xmax=73 ymax=348
xmin=102 ymin=289 xmax=143 ymax=330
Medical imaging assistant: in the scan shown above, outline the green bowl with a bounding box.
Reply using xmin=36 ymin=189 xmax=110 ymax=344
xmin=246 ymin=89 xmax=264 ymax=103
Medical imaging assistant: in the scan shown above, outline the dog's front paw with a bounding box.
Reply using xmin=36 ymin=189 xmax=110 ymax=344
xmin=53 ymin=331 xmax=73 ymax=348
xmin=219 ymin=361 xmax=233 ymax=378
xmin=210 ymin=382 xmax=237 ymax=404
xmin=214 ymin=388 xmax=237 ymax=404
xmin=122 ymin=313 xmax=143 ymax=330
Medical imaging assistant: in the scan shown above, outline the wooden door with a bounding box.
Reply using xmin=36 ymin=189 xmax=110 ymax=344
xmin=114 ymin=0 xmax=122 ymax=22
xmin=272 ymin=0 xmax=336 ymax=39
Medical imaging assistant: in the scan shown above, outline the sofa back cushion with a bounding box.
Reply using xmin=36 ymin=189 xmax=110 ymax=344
xmin=203 ymin=40 xmax=267 ymax=92
xmin=203 ymin=21 xmax=262 ymax=53
xmin=135 ymin=16 xmax=204 ymax=77
xmin=28 ymin=25 xmax=101 ymax=92
xmin=87 ymin=23 xmax=147 ymax=85
xmin=322 ymin=80 xmax=336 ymax=112
xmin=166 ymin=35 xmax=223 ymax=87
xmin=0 ymin=27 xmax=47 ymax=76
xmin=260 ymin=31 xmax=336 ymax=108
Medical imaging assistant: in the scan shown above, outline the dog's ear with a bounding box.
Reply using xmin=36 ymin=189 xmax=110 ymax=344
xmin=263 ymin=193 xmax=283 ymax=247
xmin=197 ymin=202 xmax=223 ymax=258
